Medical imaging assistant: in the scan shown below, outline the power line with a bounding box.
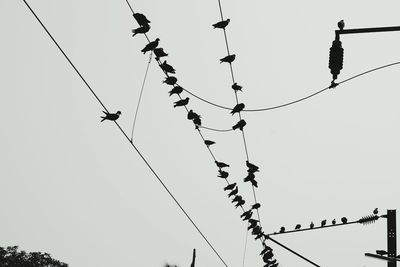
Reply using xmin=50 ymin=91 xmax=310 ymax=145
xmin=22 ymin=1 xmax=229 ymax=266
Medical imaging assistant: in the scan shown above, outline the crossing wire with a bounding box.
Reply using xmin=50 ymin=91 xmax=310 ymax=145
xmin=22 ymin=1 xmax=230 ymax=266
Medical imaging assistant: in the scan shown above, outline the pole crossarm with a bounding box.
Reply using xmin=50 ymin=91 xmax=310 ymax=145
xmin=365 ymin=253 xmax=400 ymax=262
xmin=336 ymin=26 xmax=400 ymax=36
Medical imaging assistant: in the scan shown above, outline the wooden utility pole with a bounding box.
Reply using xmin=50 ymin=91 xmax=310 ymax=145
xmin=387 ymin=210 xmax=397 ymax=267
xmin=190 ymin=249 xmax=196 ymax=267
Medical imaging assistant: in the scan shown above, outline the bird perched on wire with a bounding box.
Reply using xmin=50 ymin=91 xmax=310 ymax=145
xmin=341 ymin=217 xmax=348 ymax=224
xmin=133 ymin=13 xmax=150 ymax=27
xmin=338 ymin=19 xmax=345 ymax=30
xmin=241 ymin=210 xmax=253 ymax=220
xmin=321 ymin=219 xmax=327 ymax=227
xmin=173 ymin=97 xmax=189 ymax=107
xmin=153 ymin=48 xmax=168 ymax=61
xmin=232 ymin=82 xmax=242 ymax=92
xmin=204 ymin=140 xmax=215 ymax=147
xmin=279 ymin=226 xmax=285 ymax=233
xmin=310 ymin=222 xmax=314 ymax=229
xmin=141 ymin=38 xmax=160 ymax=54
xmin=187 ymin=110 xmax=201 ymax=126
xmin=228 ymin=187 xmax=238 ymax=197
xmin=215 ymin=160 xmax=229 ymax=169
xmin=160 ymin=60 xmax=176 ymax=74
xmin=218 ymin=170 xmax=229 ymax=179
xmin=248 ymin=219 xmax=259 ymax=230
xmin=212 ymin=18 xmax=230 ymax=29
xmin=373 ymin=208 xmax=378 ymax=215
xmin=230 ymin=103 xmax=245 ymax=115
xmin=232 ymin=119 xmax=246 ymax=131
xmin=244 ymin=172 xmax=255 ymax=182
xmin=168 ymin=85 xmax=183 ymax=96
xmin=132 ymin=24 xmax=150 ymax=37
xmin=332 ymin=219 xmax=336 ymax=225
xmin=376 ymin=250 xmax=388 ymax=256
xmin=251 ymin=203 xmax=261 ymax=210
xmin=101 ymin=111 xmax=121 ymax=122
xmin=235 ymin=199 xmax=245 ymax=208
xmin=246 ymin=160 xmax=259 ymax=172
xmin=220 ymin=54 xmax=236 ymax=64
xmin=223 ymin=183 xmax=236 ymax=191
xmin=231 ymin=195 xmax=242 ymax=203
xmin=263 ymin=250 xmax=274 ymax=262
xmin=295 ymin=224 xmax=301 ymax=230
xmin=163 ymin=76 xmax=177 ymax=85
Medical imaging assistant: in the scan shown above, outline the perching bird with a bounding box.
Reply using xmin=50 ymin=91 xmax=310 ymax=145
xmin=204 ymin=140 xmax=215 ymax=147
xmin=243 ymin=172 xmax=255 ymax=182
xmin=215 ymin=160 xmax=230 ymax=169
xmin=192 ymin=116 xmax=202 ymax=126
xmin=132 ymin=24 xmax=150 ymax=37
xmin=218 ymin=170 xmax=229 ymax=178
xmin=163 ymin=76 xmax=177 ymax=85
xmin=160 ymin=60 xmax=176 ymax=74
xmin=376 ymin=250 xmax=388 ymax=256
xmin=310 ymin=222 xmax=314 ymax=229
xmin=223 ymin=183 xmax=236 ymax=191
xmin=373 ymin=208 xmax=378 ymax=215
xmin=252 ymin=226 xmax=262 ymax=235
xmin=168 ymin=86 xmax=183 ymax=96
xmin=341 ymin=217 xmax=348 ymax=224
xmin=235 ymin=199 xmax=245 ymax=208
xmin=212 ymin=18 xmax=230 ymax=29
xmin=260 ymin=246 xmax=272 ymax=256
xmin=321 ymin=219 xmax=327 ymax=227
xmin=220 ymin=54 xmax=236 ymax=64
xmin=279 ymin=227 xmax=285 ymax=233
xmin=295 ymin=224 xmax=301 ymax=230
xmin=101 ymin=111 xmax=121 ymax=122
xmin=248 ymin=219 xmax=259 ymax=230
xmin=173 ymin=97 xmax=189 ymax=107
xmin=133 ymin=13 xmax=150 ymax=27
xmin=241 ymin=210 xmax=253 ymax=220
xmin=231 ymin=195 xmax=242 ymax=203
xmin=246 ymin=160 xmax=260 ymax=172
xmin=141 ymin=38 xmax=159 ymax=54
xmin=232 ymin=82 xmax=242 ymax=92
xmin=187 ymin=110 xmax=200 ymax=120
xmin=228 ymin=187 xmax=238 ymax=197
xmin=153 ymin=48 xmax=168 ymax=60
xmin=332 ymin=219 xmax=336 ymax=225
xmin=232 ymin=119 xmax=246 ymax=131
xmin=338 ymin=19 xmax=345 ymax=30
xmin=250 ymin=179 xmax=258 ymax=188
xmin=255 ymin=232 xmax=264 ymax=240
xmin=230 ymin=103 xmax=245 ymax=115
xmin=251 ymin=203 xmax=261 ymax=210
xmin=263 ymin=251 xmax=274 ymax=262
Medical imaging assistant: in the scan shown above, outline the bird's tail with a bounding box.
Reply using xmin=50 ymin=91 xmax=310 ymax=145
xmin=101 ymin=117 xmax=106 ymax=122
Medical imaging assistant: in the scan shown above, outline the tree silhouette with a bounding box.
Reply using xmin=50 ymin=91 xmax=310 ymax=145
xmin=0 ymin=246 xmax=68 ymax=267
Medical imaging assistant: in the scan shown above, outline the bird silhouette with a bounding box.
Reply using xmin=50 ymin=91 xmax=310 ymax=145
xmin=263 ymin=251 xmax=274 ymax=262
xmin=132 ymin=24 xmax=150 ymax=37
xmin=252 ymin=226 xmax=262 ymax=236
xmin=133 ymin=13 xmax=150 ymax=27
xmin=228 ymin=187 xmax=238 ymax=197
xmin=260 ymin=246 xmax=272 ymax=255
xmin=332 ymin=219 xmax=336 ymax=225
xmin=153 ymin=48 xmax=168 ymax=60
xmin=373 ymin=208 xmax=378 ymax=215
xmin=251 ymin=203 xmax=261 ymax=210
xmin=173 ymin=97 xmax=189 ymax=107
xmin=338 ymin=19 xmax=345 ymax=30
xmin=246 ymin=160 xmax=260 ymax=172
xmin=230 ymin=103 xmax=245 ymax=115
xmin=187 ymin=110 xmax=199 ymax=120
xmin=235 ymin=199 xmax=245 ymax=208
xmin=232 ymin=119 xmax=246 ymax=131
xmin=310 ymin=222 xmax=314 ymax=229
xmin=212 ymin=19 xmax=230 ymax=29
xmin=215 ymin=160 xmax=230 ymax=169
xmin=295 ymin=224 xmax=301 ymax=230
xmin=193 ymin=116 xmax=202 ymax=126
xmin=160 ymin=60 xmax=176 ymax=74
xmin=321 ymin=219 xmax=327 ymax=227
xmin=168 ymin=86 xmax=183 ymax=96
xmin=231 ymin=195 xmax=242 ymax=203
xmin=232 ymin=82 xmax=242 ymax=92
xmin=101 ymin=111 xmax=121 ymax=122
xmin=279 ymin=227 xmax=285 ymax=233
xmin=255 ymin=232 xmax=264 ymax=240
xmin=163 ymin=76 xmax=177 ymax=85
xmin=204 ymin=140 xmax=215 ymax=147
xmin=248 ymin=219 xmax=259 ymax=230
xmin=341 ymin=217 xmax=348 ymax=224
xmin=218 ymin=170 xmax=229 ymax=179
xmin=241 ymin=210 xmax=253 ymax=221
xmin=250 ymin=179 xmax=258 ymax=188
xmin=244 ymin=172 xmax=255 ymax=182
xmin=141 ymin=38 xmax=160 ymax=54
xmin=376 ymin=250 xmax=388 ymax=256
xmin=223 ymin=183 xmax=236 ymax=191
xmin=220 ymin=54 xmax=236 ymax=64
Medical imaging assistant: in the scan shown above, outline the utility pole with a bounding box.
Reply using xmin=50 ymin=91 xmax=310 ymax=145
xmin=190 ymin=249 xmax=196 ymax=267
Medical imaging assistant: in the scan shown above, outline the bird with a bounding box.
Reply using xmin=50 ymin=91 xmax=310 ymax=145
xmin=252 ymin=226 xmax=262 ymax=236
xmin=241 ymin=210 xmax=253 ymax=221
xmin=218 ymin=170 xmax=229 ymax=178
xmin=338 ymin=19 xmax=345 ymax=30
xmin=223 ymin=183 xmax=236 ymax=191
xmin=153 ymin=48 xmax=168 ymax=60
xmin=250 ymin=179 xmax=258 ymax=188
xmin=262 ymin=250 xmax=274 ymax=262
xmin=246 ymin=160 xmax=260 ymax=172
xmin=100 ymin=111 xmax=121 ymax=122
xmin=141 ymin=38 xmax=159 ymax=54
xmin=228 ymin=187 xmax=238 ymax=197
xmin=220 ymin=54 xmax=236 ymax=64
xmin=321 ymin=219 xmax=327 ymax=227
xmin=212 ymin=18 xmax=230 ymax=29
xmin=173 ymin=97 xmax=189 ymax=108
xmin=373 ymin=208 xmax=378 ymax=215
xmin=187 ymin=110 xmax=200 ymax=120
xmin=215 ymin=160 xmax=230 ymax=169
xmin=376 ymin=250 xmax=388 ymax=256
xmin=243 ymin=172 xmax=255 ymax=182
xmin=295 ymin=224 xmax=301 ymax=230
xmin=192 ymin=116 xmax=202 ymax=126
xmin=332 ymin=219 xmax=336 ymax=225
xmin=232 ymin=82 xmax=242 ymax=92
xmin=310 ymin=222 xmax=314 ymax=229
xmin=248 ymin=219 xmax=259 ymax=230
xmin=232 ymin=119 xmax=246 ymax=131
xmin=251 ymin=203 xmax=261 ymax=210
xmin=230 ymin=103 xmax=245 ymax=115
xmin=160 ymin=60 xmax=176 ymax=74
xmin=163 ymin=76 xmax=177 ymax=85
xmin=204 ymin=140 xmax=215 ymax=147
xmin=168 ymin=86 xmax=183 ymax=96
xmin=133 ymin=13 xmax=150 ymax=27
xmin=260 ymin=246 xmax=272 ymax=255
xmin=341 ymin=217 xmax=348 ymax=224
xmin=279 ymin=227 xmax=285 ymax=233
xmin=231 ymin=195 xmax=242 ymax=203
xmin=132 ymin=24 xmax=150 ymax=37
xmin=235 ymin=199 xmax=245 ymax=208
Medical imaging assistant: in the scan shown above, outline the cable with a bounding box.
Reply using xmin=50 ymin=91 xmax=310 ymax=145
xmin=198 ymin=125 xmax=234 ymax=132
xmin=241 ymin=226 xmax=249 ymax=267
xmin=22 ymin=1 xmax=230 ymax=266
xmin=130 ymin=52 xmax=152 ymax=141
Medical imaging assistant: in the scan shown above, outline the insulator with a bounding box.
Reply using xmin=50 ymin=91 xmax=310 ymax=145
xmin=328 ymin=39 xmax=344 ymax=80
xmin=358 ymin=214 xmax=379 ymax=225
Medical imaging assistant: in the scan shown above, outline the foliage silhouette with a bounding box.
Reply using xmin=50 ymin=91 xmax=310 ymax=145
xmin=0 ymin=246 xmax=68 ymax=267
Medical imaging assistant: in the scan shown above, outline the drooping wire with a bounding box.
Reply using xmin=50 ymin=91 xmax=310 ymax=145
xmin=242 ymin=226 xmax=249 ymax=267
xmin=22 ymin=2 xmax=230 ymax=266
xmin=198 ymin=125 xmax=234 ymax=132
xmin=130 ymin=52 xmax=152 ymax=142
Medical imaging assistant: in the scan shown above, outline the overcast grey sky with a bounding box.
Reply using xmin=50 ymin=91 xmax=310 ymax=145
xmin=1 ymin=0 xmax=400 ymax=266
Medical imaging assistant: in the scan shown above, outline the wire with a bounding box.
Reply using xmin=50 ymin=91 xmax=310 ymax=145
xmin=241 ymin=226 xmax=249 ymax=267
xmin=22 ymin=1 xmax=229 ymax=266
xmin=198 ymin=125 xmax=234 ymax=132
xmin=130 ymin=52 xmax=152 ymax=141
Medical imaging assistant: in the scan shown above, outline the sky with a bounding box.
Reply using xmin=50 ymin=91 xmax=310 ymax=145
xmin=1 ymin=0 xmax=400 ymax=266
